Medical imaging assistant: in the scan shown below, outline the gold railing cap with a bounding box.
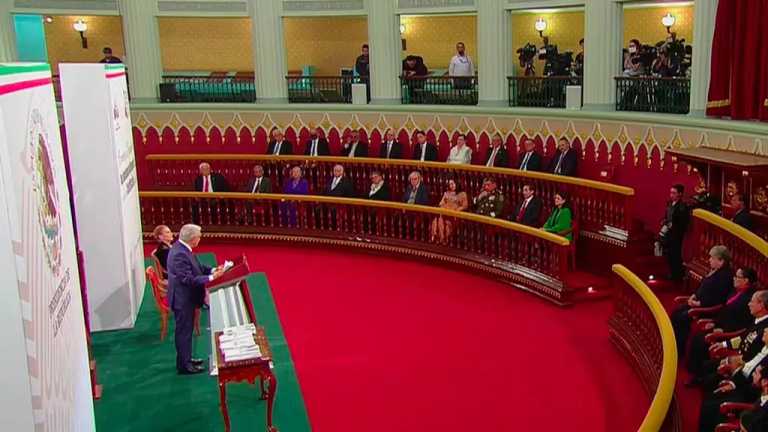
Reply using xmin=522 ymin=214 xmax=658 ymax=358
xmin=692 ymin=209 xmax=768 ymax=258
xmin=144 ymin=154 xmax=635 ymax=196
xmin=611 ymin=264 xmax=677 ymax=432
xmin=139 ymin=191 xmax=571 ymax=246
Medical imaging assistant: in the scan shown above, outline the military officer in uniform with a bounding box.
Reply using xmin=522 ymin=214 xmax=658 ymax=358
xmin=473 ymin=177 xmax=504 ymax=218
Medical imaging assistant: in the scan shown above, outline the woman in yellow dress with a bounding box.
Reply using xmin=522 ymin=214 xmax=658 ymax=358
xmin=430 ymin=178 xmax=468 ymax=244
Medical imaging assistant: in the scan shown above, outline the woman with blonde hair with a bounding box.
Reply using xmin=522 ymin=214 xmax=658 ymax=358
xmin=152 ymin=224 xmax=174 ymax=279
xmin=430 ymin=177 xmax=468 ymax=244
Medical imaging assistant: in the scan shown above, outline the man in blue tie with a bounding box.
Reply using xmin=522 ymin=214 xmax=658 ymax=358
xmin=167 ymin=224 xmax=224 ymax=374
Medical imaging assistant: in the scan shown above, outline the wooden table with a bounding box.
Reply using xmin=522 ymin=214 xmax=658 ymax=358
xmin=215 ymin=326 xmax=278 ymax=432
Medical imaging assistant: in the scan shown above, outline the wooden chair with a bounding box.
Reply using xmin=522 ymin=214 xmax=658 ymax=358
xmin=146 ymin=266 xmax=170 ymax=341
xmin=715 ymin=402 xmax=756 ymax=432
xmin=147 ymin=251 xmax=201 ymax=340
xmin=562 ymin=218 xmax=579 ymax=270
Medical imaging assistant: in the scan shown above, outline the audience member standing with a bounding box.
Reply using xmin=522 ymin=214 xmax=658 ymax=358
xmin=548 ymin=137 xmax=577 ymax=176
xmin=379 ymin=129 xmax=403 ymax=159
xmin=99 ymin=47 xmax=122 ymax=63
xmin=449 ymin=42 xmax=474 ymax=89
xmin=483 ymin=134 xmax=509 ymax=167
xmin=661 ymin=184 xmax=689 ymax=281
xmin=518 ymin=138 xmax=542 ymax=171
xmin=304 ymin=127 xmax=330 ymax=156
xmin=412 ymin=130 xmax=438 ymax=162
xmin=355 ymin=44 xmax=369 ymax=77
xmin=446 ymin=134 xmax=472 ymax=164
xmin=267 ymin=129 xmax=293 ymax=155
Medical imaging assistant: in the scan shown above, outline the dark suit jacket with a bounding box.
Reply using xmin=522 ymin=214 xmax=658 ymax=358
xmin=194 ymin=173 xmax=229 ymax=192
xmin=304 ymin=137 xmax=331 ymax=156
xmin=368 ymin=183 xmax=390 ymax=201
xmin=326 ymin=176 xmax=355 ymax=198
xmin=402 ymin=183 xmax=430 ymax=205
xmin=518 ymin=151 xmax=542 ymax=171
xmin=715 ymin=288 xmax=757 ymax=332
xmin=243 ymin=176 xmax=272 ymax=193
xmin=548 ymin=149 xmax=578 ymax=176
xmin=379 ymin=141 xmax=403 ymax=159
xmin=726 ymin=317 xmax=768 ymax=362
xmin=511 ymin=196 xmax=543 ymax=226
xmin=342 ymin=141 xmax=368 ymax=157
xmin=154 ymin=242 xmax=171 ymax=277
xmin=695 ymin=266 xmax=734 ymax=308
xmin=483 ymin=146 xmax=509 ymax=167
xmin=412 ymin=142 xmax=438 ymax=162
xmin=664 ymin=200 xmax=690 ymax=242
xmin=733 ymin=210 xmax=754 ymax=231
xmin=167 ymin=242 xmax=212 ymax=311
xmin=266 ymin=140 xmax=293 ymax=155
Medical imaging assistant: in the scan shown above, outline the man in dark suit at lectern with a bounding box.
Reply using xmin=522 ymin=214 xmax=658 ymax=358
xmin=167 ymin=224 xmax=223 ymax=375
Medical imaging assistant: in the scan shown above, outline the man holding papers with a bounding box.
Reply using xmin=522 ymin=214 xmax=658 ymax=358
xmin=168 ymin=224 xmax=224 ymax=375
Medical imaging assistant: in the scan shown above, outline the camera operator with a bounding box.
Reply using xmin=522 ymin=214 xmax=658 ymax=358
xmin=573 ymin=38 xmax=584 ymax=78
xmin=516 ymin=43 xmax=537 ymax=77
xmin=623 ymin=39 xmax=646 ymax=77
xmin=652 ymin=47 xmax=676 ymax=78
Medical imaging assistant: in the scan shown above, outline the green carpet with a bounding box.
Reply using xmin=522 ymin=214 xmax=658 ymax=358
xmin=92 ymin=253 xmax=311 ymax=432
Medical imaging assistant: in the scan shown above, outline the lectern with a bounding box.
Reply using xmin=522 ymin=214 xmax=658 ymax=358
xmin=205 ymin=256 xmax=278 ymax=432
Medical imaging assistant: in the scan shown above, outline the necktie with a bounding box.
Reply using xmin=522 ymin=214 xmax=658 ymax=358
xmin=521 ymin=152 xmax=531 ymax=170
xmin=311 ymin=139 xmax=317 ymax=156
xmin=332 ymin=177 xmax=339 ymax=190
xmin=348 ymin=143 xmax=356 ymax=158
xmin=386 ymin=142 xmax=392 ymax=158
xmin=487 ymin=148 xmax=498 ymax=167
xmin=421 ymin=144 xmax=426 ymax=161
xmin=555 ymin=151 xmax=565 ymax=174
xmin=252 ymin=178 xmax=261 ymax=193
xmin=203 ymin=176 xmax=210 ymax=192
xmin=274 ymin=142 xmax=282 ymax=155
xmin=517 ymin=199 xmax=528 ymax=222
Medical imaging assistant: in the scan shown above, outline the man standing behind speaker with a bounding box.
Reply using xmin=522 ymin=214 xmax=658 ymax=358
xmin=168 ymin=224 xmax=224 ymax=375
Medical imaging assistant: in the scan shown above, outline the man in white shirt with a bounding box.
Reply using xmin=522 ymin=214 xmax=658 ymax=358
xmin=343 ymin=130 xmax=368 ymax=158
xmin=449 ymin=42 xmax=475 ymax=90
xmin=266 ymin=129 xmax=293 ymax=155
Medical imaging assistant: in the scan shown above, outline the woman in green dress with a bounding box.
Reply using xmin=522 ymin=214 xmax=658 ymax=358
xmin=542 ymin=191 xmax=573 ymax=240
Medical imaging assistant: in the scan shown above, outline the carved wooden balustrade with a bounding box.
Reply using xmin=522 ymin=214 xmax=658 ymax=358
xmin=144 ymin=155 xmax=635 ymax=245
xmin=687 ymin=209 xmax=768 ymax=285
xmin=609 ymin=265 xmax=681 ymax=432
xmin=140 ymin=192 xmax=574 ymax=304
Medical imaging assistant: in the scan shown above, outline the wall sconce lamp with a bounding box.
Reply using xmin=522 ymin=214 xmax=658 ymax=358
xmin=400 ymin=24 xmax=406 ymax=51
xmin=44 ymin=16 xmax=53 ymax=23
xmin=534 ymin=18 xmax=547 ymax=38
xmin=73 ymin=19 xmax=88 ymax=49
xmin=661 ymin=13 xmax=676 ymax=34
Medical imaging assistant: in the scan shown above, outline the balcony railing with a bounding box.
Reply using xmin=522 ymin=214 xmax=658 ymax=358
xmin=615 ymin=77 xmax=690 ymax=114
xmin=286 ymin=75 xmax=367 ymax=103
xmin=159 ymin=75 xmax=256 ymax=103
xmin=507 ymin=76 xmax=580 ymax=108
xmin=140 ymin=192 xmax=573 ymax=304
xmin=400 ymin=75 xmax=478 ymax=105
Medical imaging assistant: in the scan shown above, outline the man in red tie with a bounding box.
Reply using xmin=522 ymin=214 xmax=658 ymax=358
xmin=511 ymin=184 xmax=543 ymax=226
xmin=192 ymin=162 xmax=229 ymax=224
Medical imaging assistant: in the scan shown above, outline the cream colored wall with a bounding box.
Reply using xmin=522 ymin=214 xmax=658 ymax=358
xmin=623 ymin=5 xmax=694 ymax=46
xmin=283 ymin=16 xmax=368 ymax=76
xmin=158 ymin=17 xmax=253 ymax=72
xmin=400 ymin=15 xmax=477 ymax=74
xmin=510 ymin=11 xmax=584 ymax=76
xmin=44 ymin=15 xmax=125 ymax=74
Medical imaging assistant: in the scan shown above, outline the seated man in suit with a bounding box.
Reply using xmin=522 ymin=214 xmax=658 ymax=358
xmin=167 ymin=224 xmax=224 ymax=375
xmin=193 ymin=162 xmax=229 ymax=224
xmin=548 ymin=137 xmax=577 ymax=176
xmin=483 ymin=133 xmax=509 ymax=167
xmin=380 ymin=129 xmax=403 ymax=159
xmin=732 ymin=193 xmax=754 ymax=231
xmin=342 ymin=130 xmax=368 ymax=158
xmin=305 ymin=127 xmax=331 ymax=156
xmin=367 ymin=170 xmax=390 ymax=201
xmin=242 ymin=164 xmax=271 ymax=224
xmin=266 ymin=128 xmax=293 ymax=155
xmin=518 ymin=138 xmax=542 ymax=171
xmin=473 ymin=177 xmax=504 ymax=218
xmin=402 ymin=171 xmax=429 ymax=205
xmin=511 ymin=184 xmax=543 ymax=226
xmin=325 ymin=164 xmax=355 ymax=197
xmin=412 ymin=130 xmax=438 ymax=162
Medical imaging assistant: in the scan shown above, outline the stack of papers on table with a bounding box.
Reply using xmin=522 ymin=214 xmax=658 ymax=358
xmin=220 ymin=324 xmax=261 ymax=362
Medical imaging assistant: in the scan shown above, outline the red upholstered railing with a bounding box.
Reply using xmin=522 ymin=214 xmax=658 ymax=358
xmin=143 ymin=155 xmax=635 ymax=240
xmin=688 ymin=209 xmax=768 ymax=284
xmin=139 ymin=192 xmax=575 ymax=304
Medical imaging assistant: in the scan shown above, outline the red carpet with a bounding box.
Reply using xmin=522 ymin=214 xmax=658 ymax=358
xmin=151 ymin=242 xmax=650 ymax=431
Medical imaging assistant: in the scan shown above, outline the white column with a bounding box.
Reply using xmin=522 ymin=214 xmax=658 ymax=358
xmin=689 ymin=0 xmax=718 ymax=116
xmin=583 ymin=0 xmax=623 ymax=111
xmin=367 ymin=0 xmax=401 ymax=104
xmin=0 ymin=0 xmax=17 ymax=62
xmin=477 ymin=0 xmax=510 ymax=106
xmin=118 ymin=0 xmax=163 ymax=100
xmin=248 ymin=0 xmax=288 ymax=102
